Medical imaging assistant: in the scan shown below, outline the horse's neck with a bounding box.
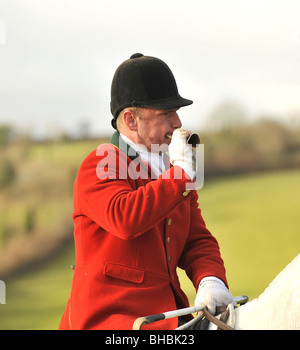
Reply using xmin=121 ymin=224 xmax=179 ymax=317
xmin=234 ymin=255 xmax=300 ymax=330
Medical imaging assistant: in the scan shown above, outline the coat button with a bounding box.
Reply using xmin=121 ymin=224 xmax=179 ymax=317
xmin=168 ymin=218 xmax=172 ymax=226
xmin=168 ymin=256 xmax=171 ymax=262
xmin=183 ymin=190 xmax=190 ymax=197
xmin=166 ymin=236 xmax=171 ymax=244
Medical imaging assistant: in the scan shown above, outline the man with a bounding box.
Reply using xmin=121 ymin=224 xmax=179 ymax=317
xmin=59 ymin=53 xmax=235 ymax=330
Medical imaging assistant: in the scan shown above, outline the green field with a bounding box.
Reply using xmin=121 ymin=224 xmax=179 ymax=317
xmin=0 ymin=169 xmax=299 ymax=330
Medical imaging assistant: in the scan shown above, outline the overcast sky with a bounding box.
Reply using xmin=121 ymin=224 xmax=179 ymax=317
xmin=0 ymin=0 xmax=300 ymax=138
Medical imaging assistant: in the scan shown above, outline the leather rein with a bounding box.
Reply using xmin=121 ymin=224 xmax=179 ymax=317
xmin=201 ymin=306 xmax=234 ymax=330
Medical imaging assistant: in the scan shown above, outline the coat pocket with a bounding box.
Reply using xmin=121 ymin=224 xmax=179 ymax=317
xmin=103 ymin=262 xmax=145 ymax=284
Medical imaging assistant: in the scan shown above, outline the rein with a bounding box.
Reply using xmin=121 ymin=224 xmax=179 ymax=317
xmin=133 ymin=296 xmax=248 ymax=330
xmin=202 ymin=306 xmax=234 ymax=330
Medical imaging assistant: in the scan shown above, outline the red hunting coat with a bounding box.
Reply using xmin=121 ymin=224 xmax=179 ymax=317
xmin=59 ymin=132 xmax=227 ymax=330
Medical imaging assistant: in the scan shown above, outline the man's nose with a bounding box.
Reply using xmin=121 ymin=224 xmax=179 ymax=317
xmin=171 ymin=112 xmax=182 ymax=129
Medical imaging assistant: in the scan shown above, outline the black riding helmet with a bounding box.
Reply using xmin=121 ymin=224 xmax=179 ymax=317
xmin=110 ymin=53 xmax=193 ymax=129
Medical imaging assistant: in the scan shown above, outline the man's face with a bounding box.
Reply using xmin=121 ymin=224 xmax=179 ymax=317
xmin=135 ymin=108 xmax=182 ymax=151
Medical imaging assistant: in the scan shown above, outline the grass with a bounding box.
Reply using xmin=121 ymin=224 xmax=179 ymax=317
xmin=0 ymin=169 xmax=299 ymax=329
xmin=179 ymin=169 xmax=300 ymax=303
xmin=0 ymin=244 xmax=75 ymax=330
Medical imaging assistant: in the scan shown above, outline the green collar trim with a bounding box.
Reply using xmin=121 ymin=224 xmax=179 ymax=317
xmin=110 ymin=131 xmax=140 ymax=162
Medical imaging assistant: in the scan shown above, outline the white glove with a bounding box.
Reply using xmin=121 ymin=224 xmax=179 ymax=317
xmin=195 ymin=276 xmax=236 ymax=315
xmin=168 ymin=128 xmax=196 ymax=180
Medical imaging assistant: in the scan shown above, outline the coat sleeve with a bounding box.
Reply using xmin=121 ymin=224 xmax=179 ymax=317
xmin=74 ymin=145 xmax=194 ymax=240
xmin=178 ymin=190 xmax=228 ymax=288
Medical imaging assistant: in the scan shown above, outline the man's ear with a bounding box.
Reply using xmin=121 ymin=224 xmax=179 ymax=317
xmin=123 ymin=110 xmax=138 ymax=131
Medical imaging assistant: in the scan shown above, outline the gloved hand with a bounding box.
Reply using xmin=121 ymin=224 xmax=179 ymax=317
xmin=195 ymin=276 xmax=236 ymax=315
xmin=168 ymin=128 xmax=196 ymax=180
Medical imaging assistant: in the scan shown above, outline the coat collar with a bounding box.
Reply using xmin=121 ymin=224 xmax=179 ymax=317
xmin=110 ymin=131 xmax=140 ymax=162
xmin=110 ymin=131 xmax=166 ymax=180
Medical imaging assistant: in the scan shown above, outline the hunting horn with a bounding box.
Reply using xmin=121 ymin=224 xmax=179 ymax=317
xmin=166 ymin=131 xmax=201 ymax=147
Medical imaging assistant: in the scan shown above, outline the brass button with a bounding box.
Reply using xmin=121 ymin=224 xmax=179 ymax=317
xmin=167 ymin=236 xmax=171 ymax=244
xmin=183 ymin=190 xmax=190 ymax=197
xmin=168 ymin=256 xmax=171 ymax=262
xmin=168 ymin=218 xmax=172 ymax=226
